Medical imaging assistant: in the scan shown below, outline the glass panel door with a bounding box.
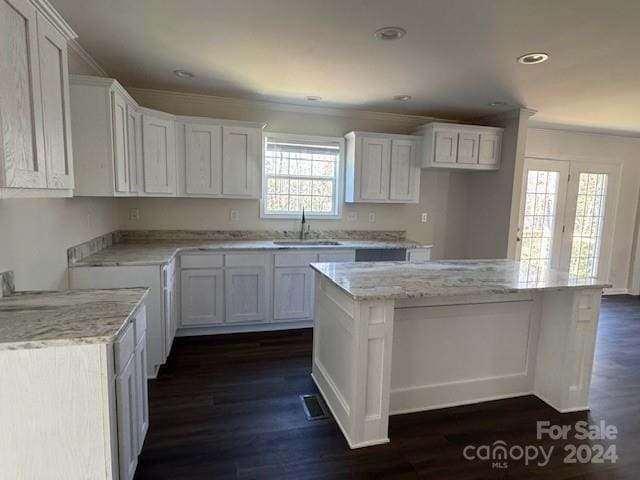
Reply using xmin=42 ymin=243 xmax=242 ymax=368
xmin=559 ymin=162 xmax=621 ymax=282
xmin=517 ymin=159 xmax=569 ymax=280
xmin=568 ymin=173 xmax=608 ymax=280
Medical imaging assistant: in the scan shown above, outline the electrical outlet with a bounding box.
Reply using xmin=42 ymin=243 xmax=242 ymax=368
xmin=368 ymin=212 xmax=376 ymax=223
xmin=421 ymin=212 xmax=428 ymax=223
xmin=129 ymin=208 xmax=140 ymax=221
xmin=229 ymin=209 xmax=240 ymax=222
xmin=347 ymin=212 xmax=358 ymax=221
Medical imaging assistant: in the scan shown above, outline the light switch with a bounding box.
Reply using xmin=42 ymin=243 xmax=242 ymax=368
xmin=229 ymin=209 xmax=240 ymax=221
xmin=129 ymin=208 xmax=140 ymax=221
xmin=421 ymin=213 xmax=428 ymax=223
xmin=368 ymin=212 xmax=376 ymax=223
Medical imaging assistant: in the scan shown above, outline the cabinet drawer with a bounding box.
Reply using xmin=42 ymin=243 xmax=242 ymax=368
xmin=133 ymin=304 xmax=146 ymax=345
xmin=114 ymin=321 xmax=135 ymax=374
xmin=225 ymin=253 xmax=267 ymax=267
xmin=180 ymin=253 xmax=223 ymax=269
xmin=274 ymin=252 xmax=318 ymax=267
xmin=318 ymin=251 xmax=356 ymax=263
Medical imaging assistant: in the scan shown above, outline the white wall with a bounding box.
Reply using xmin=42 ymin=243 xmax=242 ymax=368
xmin=525 ymin=127 xmax=640 ymax=291
xmin=0 ymin=198 xmax=119 ymax=290
xmin=119 ymin=88 xmax=470 ymax=259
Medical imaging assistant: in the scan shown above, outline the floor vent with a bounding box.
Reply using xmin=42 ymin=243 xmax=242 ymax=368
xmin=300 ymin=394 xmax=328 ymax=420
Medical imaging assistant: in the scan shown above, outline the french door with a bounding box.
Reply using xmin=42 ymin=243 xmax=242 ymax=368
xmin=517 ymin=158 xmax=620 ymax=282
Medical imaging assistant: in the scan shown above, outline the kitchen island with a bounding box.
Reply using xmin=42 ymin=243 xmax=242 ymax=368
xmin=310 ymin=259 xmax=610 ymax=449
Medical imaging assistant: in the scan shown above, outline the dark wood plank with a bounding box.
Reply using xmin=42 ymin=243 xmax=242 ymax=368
xmin=134 ymin=296 xmax=640 ymax=479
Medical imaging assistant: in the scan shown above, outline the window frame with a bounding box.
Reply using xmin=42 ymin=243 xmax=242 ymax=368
xmin=260 ymin=132 xmax=345 ymax=219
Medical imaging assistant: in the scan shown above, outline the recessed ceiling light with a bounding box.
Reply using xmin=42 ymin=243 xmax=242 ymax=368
xmin=173 ymin=69 xmax=195 ymax=79
xmin=306 ymin=96 xmax=322 ymax=102
xmin=488 ymin=101 xmax=508 ymax=107
xmin=517 ymin=53 xmax=549 ymax=65
xmin=374 ymin=26 xmax=406 ymax=41
xmin=393 ymin=95 xmax=412 ymax=101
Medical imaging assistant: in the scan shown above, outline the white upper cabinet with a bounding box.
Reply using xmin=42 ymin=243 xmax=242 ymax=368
xmin=417 ymin=122 xmax=503 ymax=171
xmin=70 ymin=76 xmax=144 ymax=196
xmin=126 ymin=104 xmax=144 ymax=193
xmin=0 ymin=0 xmax=76 ymax=197
xmin=184 ymin=123 xmax=222 ymax=195
xmin=112 ymin=89 xmax=130 ymax=193
xmin=389 ymin=138 xmax=420 ymax=201
xmin=141 ymin=110 xmax=176 ymax=195
xmin=221 ymin=126 xmax=261 ymax=197
xmin=345 ymin=131 xmax=421 ymax=203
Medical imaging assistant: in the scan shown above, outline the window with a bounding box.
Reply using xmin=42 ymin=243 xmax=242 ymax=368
xmin=261 ymin=133 xmax=343 ymax=218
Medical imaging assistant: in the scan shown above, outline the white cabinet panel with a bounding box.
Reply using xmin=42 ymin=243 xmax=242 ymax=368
xmin=417 ymin=123 xmax=503 ymax=171
xmin=478 ymin=133 xmax=502 ymax=167
xmin=359 ymin=136 xmax=390 ymax=201
xmin=457 ymin=132 xmax=480 ymax=165
xmin=180 ymin=269 xmax=224 ymax=326
xmin=407 ymin=248 xmax=432 ymax=262
xmin=116 ymin=354 xmax=138 ymax=480
xmin=222 ymin=126 xmax=260 ymax=197
xmin=0 ymin=0 xmax=46 ymax=188
xmin=274 ymin=267 xmax=314 ymax=321
xmin=163 ymin=262 xmax=177 ymax=353
xmin=225 ymin=267 xmax=266 ymax=323
xmin=389 ymin=138 xmax=419 ymax=202
xmin=433 ymin=131 xmax=458 ymax=164
xmin=112 ymin=90 xmax=129 ymax=193
xmin=142 ymin=114 xmax=176 ymax=194
xmin=127 ymin=104 xmax=143 ymax=193
xmin=36 ymin=13 xmax=73 ymax=189
xmin=134 ymin=334 xmax=149 ymax=454
xmin=185 ymin=123 xmax=222 ymax=195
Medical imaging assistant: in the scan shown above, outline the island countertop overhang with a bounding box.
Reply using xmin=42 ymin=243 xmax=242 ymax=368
xmin=310 ymin=259 xmax=611 ymax=301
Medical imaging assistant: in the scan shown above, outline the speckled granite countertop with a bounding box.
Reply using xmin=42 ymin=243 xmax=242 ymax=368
xmin=310 ymin=259 xmax=610 ymax=301
xmin=0 ymin=288 xmax=149 ymax=350
xmin=70 ymin=239 xmax=429 ymax=267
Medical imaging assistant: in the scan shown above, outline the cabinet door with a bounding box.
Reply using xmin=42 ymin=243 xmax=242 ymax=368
xmin=274 ymin=267 xmax=314 ymax=321
xmin=407 ymin=248 xmax=432 ymax=262
xmin=134 ymin=335 xmax=149 ymax=454
xmin=389 ymin=139 xmax=419 ymax=201
xmin=478 ymin=133 xmax=502 ymax=167
xmin=433 ymin=130 xmax=458 ymax=165
xmin=163 ymin=278 xmax=174 ymax=353
xmin=112 ymin=90 xmax=129 ymax=193
xmin=116 ymin=354 xmax=138 ymax=480
xmin=185 ymin=123 xmax=222 ymax=195
xmin=127 ymin=104 xmax=143 ymax=193
xmin=359 ymin=137 xmax=390 ymax=201
xmin=0 ymin=0 xmax=46 ymax=188
xmin=222 ymin=126 xmax=260 ymax=196
xmin=225 ymin=267 xmax=266 ymax=323
xmin=180 ymin=269 xmax=224 ymax=326
xmin=36 ymin=14 xmax=73 ymax=189
xmin=457 ymin=132 xmax=480 ymax=165
xmin=142 ymin=114 xmax=176 ymax=194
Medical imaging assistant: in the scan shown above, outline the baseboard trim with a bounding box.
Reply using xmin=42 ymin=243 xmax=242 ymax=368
xmin=603 ymin=288 xmax=629 ymax=295
xmin=176 ymin=320 xmax=313 ymax=337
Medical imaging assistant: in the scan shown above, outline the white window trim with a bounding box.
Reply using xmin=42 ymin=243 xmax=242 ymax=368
xmin=260 ymin=132 xmax=345 ymax=219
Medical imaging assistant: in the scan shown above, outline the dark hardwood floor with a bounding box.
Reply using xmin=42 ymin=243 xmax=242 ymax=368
xmin=135 ymin=296 xmax=640 ymax=479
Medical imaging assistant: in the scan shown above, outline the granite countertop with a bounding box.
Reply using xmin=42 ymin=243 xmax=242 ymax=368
xmin=71 ymin=239 xmax=429 ymax=267
xmin=310 ymin=259 xmax=611 ymax=301
xmin=0 ymin=288 xmax=149 ymax=350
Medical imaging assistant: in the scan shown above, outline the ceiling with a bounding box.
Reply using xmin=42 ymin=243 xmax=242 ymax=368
xmin=51 ymin=0 xmax=640 ymax=133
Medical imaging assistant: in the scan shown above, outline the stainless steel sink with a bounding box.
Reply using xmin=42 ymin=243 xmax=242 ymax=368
xmin=273 ymin=240 xmax=343 ymax=246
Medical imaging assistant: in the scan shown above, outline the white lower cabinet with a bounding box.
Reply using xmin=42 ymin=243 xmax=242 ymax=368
xmin=180 ymin=268 xmax=224 ymax=325
xmin=225 ymin=267 xmax=267 ymax=323
xmin=273 ymin=267 xmax=314 ymax=321
xmin=116 ymin=354 xmax=138 ymax=480
xmin=163 ymin=260 xmax=178 ymax=353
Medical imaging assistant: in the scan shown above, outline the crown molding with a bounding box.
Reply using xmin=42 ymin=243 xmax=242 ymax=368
xmin=528 ymin=120 xmax=640 ymax=139
xmin=67 ymin=41 xmax=109 ymax=77
xmin=125 ymin=86 xmax=452 ymax=126
xmin=32 ymin=0 xmax=77 ymax=40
